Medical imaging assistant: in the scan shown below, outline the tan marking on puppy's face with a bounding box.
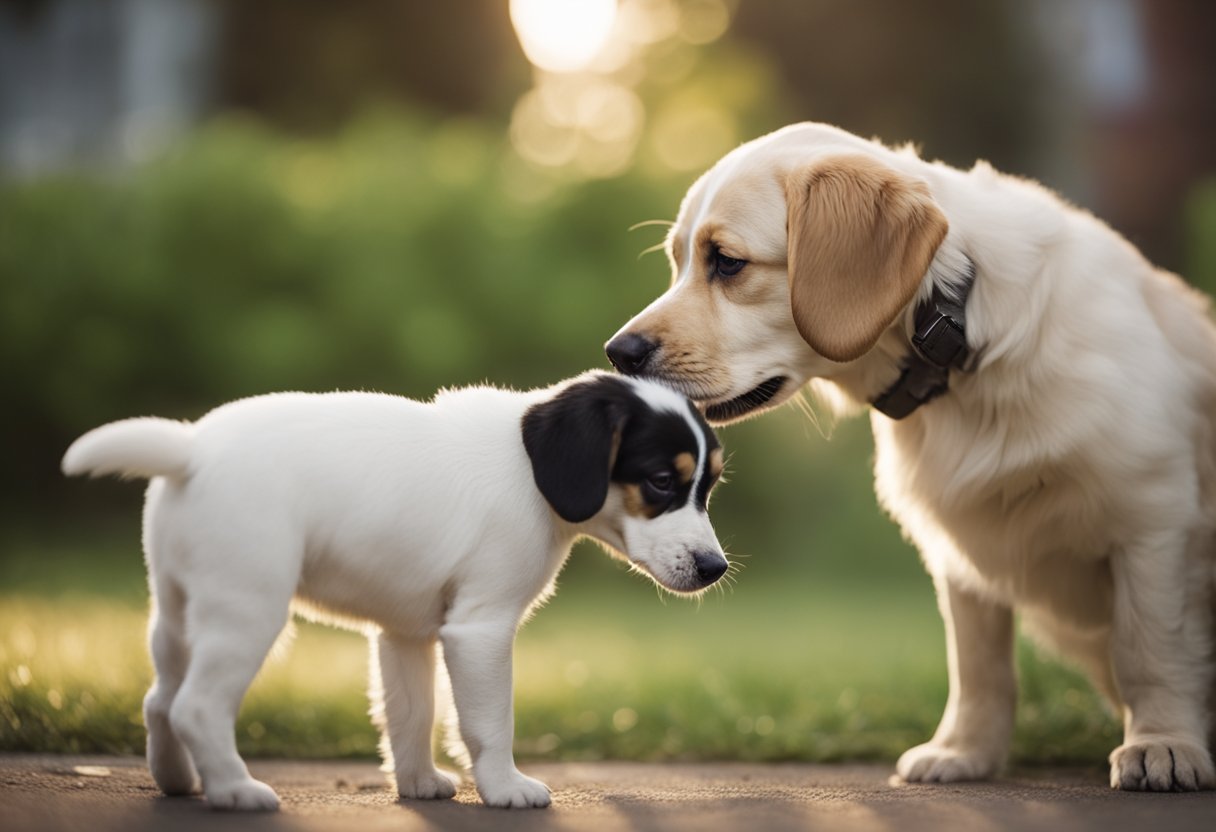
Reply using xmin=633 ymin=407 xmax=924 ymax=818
xmin=674 ymin=452 xmax=696 ymax=484
xmin=709 ymin=447 xmax=724 ymax=479
xmin=621 ymin=483 xmax=662 ymax=519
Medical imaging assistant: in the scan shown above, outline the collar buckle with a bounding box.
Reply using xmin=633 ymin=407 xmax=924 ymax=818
xmin=871 ymin=260 xmax=976 ymax=420
xmin=912 ymin=311 xmax=968 ymax=369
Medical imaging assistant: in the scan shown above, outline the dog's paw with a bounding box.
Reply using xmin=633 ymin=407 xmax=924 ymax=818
xmin=396 ymin=768 xmax=461 ymax=800
xmin=896 ymin=742 xmax=1001 ymax=783
xmin=1110 ymin=738 xmax=1216 ymax=791
xmin=205 ymin=778 xmax=281 ymax=811
xmin=476 ymin=769 xmax=551 ymax=809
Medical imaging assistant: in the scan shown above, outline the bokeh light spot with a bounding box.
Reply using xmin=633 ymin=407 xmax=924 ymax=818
xmin=612 ymin=706 xmax=638 ymax=732
xmin=650 ymin=100 xmax=736 ymax=172
xmin=510 ymin=0 xmax=618 ymax=73
xmin=618 ymin=0 xmax=680 ymax=46
xmin=565 ymin=660 xmax=590 ymax=687
xmin=679 ymin=0 xmax=730 ymax=45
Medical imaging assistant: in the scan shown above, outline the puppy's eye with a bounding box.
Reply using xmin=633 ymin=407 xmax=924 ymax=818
xmin=646 ymin=472 xmax=675 ymax=493
xmin=714 ymin=251 xmax=746 ymax=278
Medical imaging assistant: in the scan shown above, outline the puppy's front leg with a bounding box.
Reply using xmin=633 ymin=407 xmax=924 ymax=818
xmin=439 ymin=619 xmax=551 ymax=808
xmin=370 ymin=633 xmax=461 ymax=800
xmin=897 ymin=575 xmax=1016 ymax=783
xmin=1109 ymin=531 xmax=1215 ymax=791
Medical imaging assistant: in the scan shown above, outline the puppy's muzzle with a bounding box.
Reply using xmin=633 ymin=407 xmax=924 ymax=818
xmin=692 ymin=550 xmax=729 ymax=586
xmin=605 ymin=333 xmax=658 ymax=376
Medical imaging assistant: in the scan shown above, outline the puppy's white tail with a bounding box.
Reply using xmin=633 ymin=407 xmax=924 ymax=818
xmin=62 ymin=418 xmax=194 ymax=480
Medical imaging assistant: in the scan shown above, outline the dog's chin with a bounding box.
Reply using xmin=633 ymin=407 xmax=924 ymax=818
xmin=699 ymin=376 xmax=792 ymax=425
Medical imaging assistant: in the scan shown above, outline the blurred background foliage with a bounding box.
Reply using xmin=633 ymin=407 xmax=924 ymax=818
xmin=1 ymin=0 xmax=1214 ymax=764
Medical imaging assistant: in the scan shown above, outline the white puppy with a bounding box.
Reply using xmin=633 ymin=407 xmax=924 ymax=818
xmin=63 ymin=371 xmax=727 ymax=810
xmin=607 ymin=122 xmax=1216 ymax=791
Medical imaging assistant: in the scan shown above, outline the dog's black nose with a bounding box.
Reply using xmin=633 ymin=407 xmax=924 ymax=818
xmin=605 ymin=333 xmax=658 ymax=376
xmin=692 ymin=550 xmax=729 ymax=585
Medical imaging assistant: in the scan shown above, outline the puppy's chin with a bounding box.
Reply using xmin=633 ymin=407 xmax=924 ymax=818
xmin=625 ymin=556 xmax=717 ymax=596
xmin=645 ymin=571 xmax=717 ymax=596
xmin=585 ymin=523 xmax=717 ymax=594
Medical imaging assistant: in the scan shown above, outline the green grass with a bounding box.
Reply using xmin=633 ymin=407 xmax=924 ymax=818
xmin=0 ymin=536 xmax=1118 ymax=766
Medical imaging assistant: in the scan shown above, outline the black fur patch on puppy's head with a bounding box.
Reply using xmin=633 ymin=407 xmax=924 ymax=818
xmin=522 ymin=372 xmax=722 ymax=523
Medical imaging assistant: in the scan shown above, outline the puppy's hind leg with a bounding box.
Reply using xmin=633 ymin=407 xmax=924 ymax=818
xmin=370 ymin=633 xmax=460 ymax=800
xmin=169 ymin=565 xmax=295 ymax=811
xmin=143 ymin=580 xmax=200 ymax=796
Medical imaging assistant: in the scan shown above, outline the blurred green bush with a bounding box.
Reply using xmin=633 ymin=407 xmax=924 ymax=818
xmin=1 ymin=110 xmax=678 ymax=437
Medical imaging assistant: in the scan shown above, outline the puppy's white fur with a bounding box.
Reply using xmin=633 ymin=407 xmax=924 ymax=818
xmin=63 ymin=374 xmax=725 ymax=810
xmin=612 ymin=122 xmax=1216 ymax=790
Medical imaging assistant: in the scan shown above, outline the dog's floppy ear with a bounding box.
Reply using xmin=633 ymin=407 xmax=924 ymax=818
xmin=785 ymin=154 xmax=948 ymax=362
xmin=522 ymin=376 xmax=632 ymax=523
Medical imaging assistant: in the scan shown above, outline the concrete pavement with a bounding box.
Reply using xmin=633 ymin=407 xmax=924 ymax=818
xmin=2 ymin=755 xmax=1214 ymax=832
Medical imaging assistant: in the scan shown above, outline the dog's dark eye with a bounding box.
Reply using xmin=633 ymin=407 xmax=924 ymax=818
xmin=714 ymin=251 xmax=746 ymax=278
xmin=646 ymin=471 xmax=675 ymax=493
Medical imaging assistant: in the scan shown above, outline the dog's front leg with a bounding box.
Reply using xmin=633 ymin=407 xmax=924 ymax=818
xmin=1108 ymin=531 xmax=1215 ymax=791
xmin=897 ymin=574 xmax=1016 ymax=783
xmin=438 ymin=619 xmax=551 ymax=808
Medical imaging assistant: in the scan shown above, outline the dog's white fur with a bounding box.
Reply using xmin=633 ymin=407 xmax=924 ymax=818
xmin=63 ymin=374 xmax=724 ymax=809
xmin=611 ymin=122 xmax=1216 ymax=790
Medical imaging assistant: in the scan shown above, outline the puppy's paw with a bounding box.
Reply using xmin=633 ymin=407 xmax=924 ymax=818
xmin=476 ymin=769 xmax=551 ymax=809
xmin=148 ymin=755 xmax=201 ymax=796
xmin=896 ymin=742 xmax=1001 ymax=783
xmin=396 ymin=767 xmax=461 ymax=800
xmin=1110 ymin=738 xmax=1216 ymax=791
xmin=146 ymin=725 xmax=201 ymax=795
xmin=205 ymin=778 xmax=281 ymax=811
xmin=154 ymin=771 xmax=201 ymax=797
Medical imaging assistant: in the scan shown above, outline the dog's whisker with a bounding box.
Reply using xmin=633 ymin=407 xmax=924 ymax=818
xmin=627 ymin=219 xmax=675 ymax=231
xmin=637 ymin=241 xmax=667 ymax=260
xmin=788 ymin=389 xmax=830 ymax=439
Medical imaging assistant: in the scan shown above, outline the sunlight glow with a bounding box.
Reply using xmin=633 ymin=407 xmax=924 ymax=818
xmin=510 ymin=0 xmax=619 ymax=73
xmin=506 ymin=0 xmax=738 ymax=179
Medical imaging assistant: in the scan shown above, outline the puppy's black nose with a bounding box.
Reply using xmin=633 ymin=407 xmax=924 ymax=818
xmin=692 ymin=550 xmax=729 ymax=585
xmin=605 ymin=333 xmax=658 ymax=376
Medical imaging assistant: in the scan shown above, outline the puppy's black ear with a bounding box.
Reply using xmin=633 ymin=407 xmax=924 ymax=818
xmin=523 ymin=376 xmax=633 ymax=523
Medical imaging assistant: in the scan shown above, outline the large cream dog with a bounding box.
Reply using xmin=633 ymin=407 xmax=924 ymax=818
xmin=606 ymin=122 xmax=1216 ymax=791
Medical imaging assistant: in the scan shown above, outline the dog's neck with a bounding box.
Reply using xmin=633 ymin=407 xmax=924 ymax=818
xmin=870 ymin=258 xmax=976 ymax=419
xmin=824 ymin=255 xmax=978 ymax=419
